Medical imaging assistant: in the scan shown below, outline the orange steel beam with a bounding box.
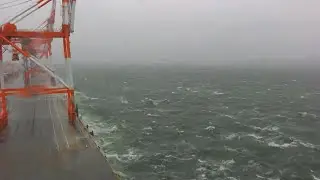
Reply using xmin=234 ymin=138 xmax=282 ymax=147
xmin=12 ymin=38 xmax=52 ymax=44
xmin=2 ymin=87 xmax=72 ymax=96
xmin=62 ymin=24 xmax=71 ymax=58
xmin=2 ymin=31 xmax=64 ymax=38
xmin=0 ymin=86 xmax=76 ymax=124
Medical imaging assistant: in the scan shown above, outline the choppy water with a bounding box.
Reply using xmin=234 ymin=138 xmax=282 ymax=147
xmin=73 ymin=64 xmax=320 ymax=180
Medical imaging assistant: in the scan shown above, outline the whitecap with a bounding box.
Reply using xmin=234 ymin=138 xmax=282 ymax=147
xmin=106 ymin=148 xmax=142 ymax=163
xmin=176 ymin=129 xmax=184 ymax=134
xmin=222 ymin=159 xmax=235 ymax=166
xmin=268 ymin=141 xmax=297 ymax=149
xmin=299 ymin=112 xmax=308 ymax=117
xmin=143 ymin=126 xmax=153 ymax=131
xmin=119 ymin=96 xmax=128 ymax=104
xmin=205 ymin=126 xmax=215 ymax=131
xmin=256 ymin=174 xmax=266 ymax=179
xmin=213 ymin=91 xmax=224 ymax=95
xmin=224 ymin=146 xmax=237 ymax=152
xmin=217 ymin=159 xmax=235 ymax=172
xmin=196 ymin=167 xmax=207 ymax=172
xmin=246 ymin=133 xmax=263 ymax=140
xmin=225 ymin=133 xmax=238 ymax=140
xmin=165 ymin=154 xmax=192 ymax=161
xmin=227 ymin=177 xmax=238 ymax=180
xmin=198 ymin=159 xmax=207 ymax=163
xmin=250 ymin=125 xmax=279 ymax=132
xmin=222 ymin=114 xmax=235 ymax=119
xmin=146 ymin=113 xmax=160 ymax=117
xmin=312 ymin=174 xmax=320 ymax=180
xmin=295 ymin=139 xmax=318 ymax=149
xmin=268 ymin=177 xmax=280 ymax=180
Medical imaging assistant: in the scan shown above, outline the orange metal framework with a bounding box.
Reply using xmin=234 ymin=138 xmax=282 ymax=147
xmin=0 ymin=0 xmax=77 ymax=132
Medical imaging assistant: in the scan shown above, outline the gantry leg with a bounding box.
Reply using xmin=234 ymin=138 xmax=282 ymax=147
xmin=67 ymin=89 xmax=76 ymax=124
xmin=0 ymin=30 xmax=7 ymax=132
xmin=62 ymin=2 xmax=76 ymax=122
xmin=63 ymin=36 xmax=76 ymax=123
xmin=0 ymin=92 xmax=8 ymax=131
xmin=0 ymin=33 xmax=4 ymax=89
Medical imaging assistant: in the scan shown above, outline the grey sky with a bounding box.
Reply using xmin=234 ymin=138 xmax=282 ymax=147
xmin=2 ymin=0 xmax=320 ymax=65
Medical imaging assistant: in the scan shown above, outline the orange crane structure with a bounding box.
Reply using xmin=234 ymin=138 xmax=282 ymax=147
xmin=0 ymin=1 xmax=119 ymax=179
xmin=0 ymin=0 xmax=76 ymax=131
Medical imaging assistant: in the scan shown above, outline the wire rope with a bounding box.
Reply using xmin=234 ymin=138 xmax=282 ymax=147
xmin=0 ymin=0 xmax=32 ymax=10
xmin=0 ymin=0 xmax=28 ymax=7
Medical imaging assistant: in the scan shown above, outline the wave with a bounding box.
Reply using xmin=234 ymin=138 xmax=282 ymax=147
xmin=106 ymin=148 xmax=142 ymax=163
xmin=268 ymin=141 xmax=297 ymax=149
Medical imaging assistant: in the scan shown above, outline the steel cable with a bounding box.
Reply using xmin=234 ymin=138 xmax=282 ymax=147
xmin=0 ymin=0 xmax=28 ymax=7
xmin=0 ymin=0 xmax=32 ymax=10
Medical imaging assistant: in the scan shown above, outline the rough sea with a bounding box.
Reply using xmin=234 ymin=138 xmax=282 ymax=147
xmin=71 ymin=64 xmax=320 ymax=180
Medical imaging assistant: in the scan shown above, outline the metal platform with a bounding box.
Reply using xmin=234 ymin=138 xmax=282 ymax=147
xmin=0 ymin=77 xmax=117 ymax=180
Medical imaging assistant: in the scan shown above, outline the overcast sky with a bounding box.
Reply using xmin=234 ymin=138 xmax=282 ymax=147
xmin=2 ymin=0 xmax=320 ymax=65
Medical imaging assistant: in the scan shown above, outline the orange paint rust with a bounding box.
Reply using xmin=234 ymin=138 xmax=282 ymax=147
xmin=1 ymin=86 xmax=72 ymax=96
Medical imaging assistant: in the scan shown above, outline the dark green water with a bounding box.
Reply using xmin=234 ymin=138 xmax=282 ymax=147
xmin=73 ymin=64 xmax=320 ymax=180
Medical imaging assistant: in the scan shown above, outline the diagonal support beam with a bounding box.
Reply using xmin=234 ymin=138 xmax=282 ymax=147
xmin=0 ymin=35 xmax=30 ymax=57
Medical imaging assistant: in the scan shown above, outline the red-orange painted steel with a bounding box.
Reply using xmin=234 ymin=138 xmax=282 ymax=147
xmin=0 ymin=93 xmax=8 ymax=131
xmin=2 ymin=31 xmax=64 ymax=38
xmin=0 ymin=0 xmax=75 ymax=131
xmin=0 ymin=28 xmax=2 ymax=62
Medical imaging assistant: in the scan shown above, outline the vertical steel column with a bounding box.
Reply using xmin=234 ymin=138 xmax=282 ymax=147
xmin=0 ymin=93 xmax=4 ymax=131
xmin=67 ymin=89 xmax=75 ymax=124
xmin=63 ymin=0 xmax=76 ymax=123
xmin=62 ymin=0 xmax=74 ymax=88
xmin=0 ymin=28 xmax=7 ymax=131
xmin=0 ymin=28 xmax=4 ymax=89
xmin=0 ymin=92 xmax=8 ymax=131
